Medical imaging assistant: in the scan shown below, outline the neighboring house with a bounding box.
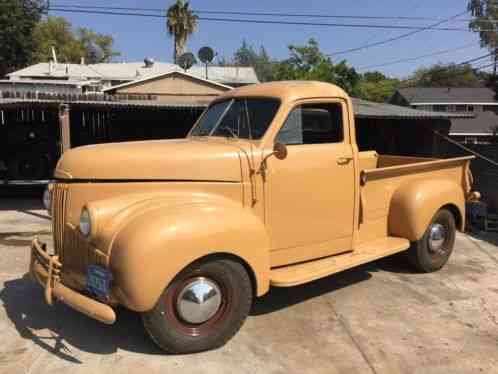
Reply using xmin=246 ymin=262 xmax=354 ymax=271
xmin=0 ymin=79 xmax=97 ymax=96
xmin=103 ymin=71 xmax=232 ymax=105
xmin=390 ymin=87 xmax=498 ymax=144
xmin=5 ymin=60 xmax=259 ymax=92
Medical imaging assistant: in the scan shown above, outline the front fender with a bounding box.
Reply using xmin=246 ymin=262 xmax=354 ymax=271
xmin=388 ymin=179 xmax=465 ymax=241
xmin=108 ymin=200 xmax=270 ymax=312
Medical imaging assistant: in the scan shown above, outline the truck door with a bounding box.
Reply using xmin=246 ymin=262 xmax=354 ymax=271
xmin=265 ymin=100 xmax=355 ymax=267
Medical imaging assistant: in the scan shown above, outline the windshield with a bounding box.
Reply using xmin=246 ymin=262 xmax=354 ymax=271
xmin=190 ymin=98 xmax=280 ymax=139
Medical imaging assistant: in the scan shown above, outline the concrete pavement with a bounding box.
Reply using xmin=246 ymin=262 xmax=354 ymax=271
xmin=1 ymin=197 xmax=498 ymax=374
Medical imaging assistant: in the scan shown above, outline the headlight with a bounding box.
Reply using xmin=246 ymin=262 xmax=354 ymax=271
xmin=42 ymin=185 xmax=52 ymax=215
xmin=79 ymin=208 xmax=92 ymax=236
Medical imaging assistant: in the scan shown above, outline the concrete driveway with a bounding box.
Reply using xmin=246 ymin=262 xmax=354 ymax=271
xmin=1 ymin=197 xmax=498 ymax=374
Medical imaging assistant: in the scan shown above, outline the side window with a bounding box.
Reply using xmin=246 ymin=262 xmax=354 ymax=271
xmin=275 ymin=103 xmax=343 ymax=145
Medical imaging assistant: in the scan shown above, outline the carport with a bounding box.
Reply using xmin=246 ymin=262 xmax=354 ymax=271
xmin=352 ymin=98 xmax=473 ymax=157
xmin=0 ymin=98 xmax=204 ymax=184
xmin=0 ymin=96 xmax=471 ymax=185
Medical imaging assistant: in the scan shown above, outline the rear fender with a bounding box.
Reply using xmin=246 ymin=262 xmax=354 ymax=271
xmin=108 ymin=200 xmax=270 ymax=312
xmin=388 ymin=179 xmax=465 ymax=241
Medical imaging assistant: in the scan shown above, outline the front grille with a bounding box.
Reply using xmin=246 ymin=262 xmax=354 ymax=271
xmin=64 ymin=228 xmax=96 ymax=271
xmin=52 ymin=184 xmax=68 ymax=262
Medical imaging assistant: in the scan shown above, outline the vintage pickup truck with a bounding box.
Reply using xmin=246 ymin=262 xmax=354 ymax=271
xmin=30 ymin=81 xmax=475 ymax=353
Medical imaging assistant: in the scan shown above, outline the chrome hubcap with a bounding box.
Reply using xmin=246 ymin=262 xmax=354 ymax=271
xmin=428 ymin=223 xmax=446 ymax=254
xmin=176 ymin=277 xmax=222 ymax=324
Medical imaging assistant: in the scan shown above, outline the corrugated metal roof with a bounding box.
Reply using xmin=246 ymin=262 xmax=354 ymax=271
xmin=0 ymin=98 xmax=206 ymax=109
xmin=7 ymin=62 xmax=260 ymax=85
xmin=0 ymin=96 xmax=472 ymax=119
xmin=352 ymin=98 xmax=473 ymax=119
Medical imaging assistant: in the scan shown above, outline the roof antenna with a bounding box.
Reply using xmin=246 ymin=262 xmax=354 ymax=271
xmin=51 ymin=47 xmax=58 ymax=66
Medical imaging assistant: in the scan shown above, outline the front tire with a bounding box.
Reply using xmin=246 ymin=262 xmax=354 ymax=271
xmin=407 ymin=208 xmax=456 ymax=273
xmin=142 ymin=258 xmax=253 ymax=354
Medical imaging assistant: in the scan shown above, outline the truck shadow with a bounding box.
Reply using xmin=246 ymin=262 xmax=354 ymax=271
xmin=252 ymin=255 xmax=415 ymax=315
xmin=1 ymin=255 xmax=411 ymax=361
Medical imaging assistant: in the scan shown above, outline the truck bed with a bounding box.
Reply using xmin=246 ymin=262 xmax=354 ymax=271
xmin=357 ymin=151 xmax=474 ymax=244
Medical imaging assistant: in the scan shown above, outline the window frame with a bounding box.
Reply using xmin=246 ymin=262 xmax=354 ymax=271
xmin=189 ymin=97 xmax=281 ymax=140
xmin=273 ymin=99 xmax=348 ymax=146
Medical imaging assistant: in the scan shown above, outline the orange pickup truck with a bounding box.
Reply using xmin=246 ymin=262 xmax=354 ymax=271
xmin=30 ymin=81 xmax=475 ymax=353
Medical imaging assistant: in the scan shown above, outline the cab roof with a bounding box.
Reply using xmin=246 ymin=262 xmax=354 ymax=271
xmin=218 ymin=81 xmax=349 ymax=103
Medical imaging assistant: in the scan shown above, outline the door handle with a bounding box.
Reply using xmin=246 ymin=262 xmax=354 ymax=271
xmin=337 ymin=157 xmax=353 ymax=165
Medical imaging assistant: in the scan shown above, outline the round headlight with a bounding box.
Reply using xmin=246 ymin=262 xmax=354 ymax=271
xmin=79 ymin=208 xmax=92 ymax=236
xmin=42 ymin=186 xmax=52 ymax=215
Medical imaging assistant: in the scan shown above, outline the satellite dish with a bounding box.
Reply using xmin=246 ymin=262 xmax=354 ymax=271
xmin=178 ymin=52 xmax=196 ymax=71
xmin=198 ymin=46 xmax=215 ymax=63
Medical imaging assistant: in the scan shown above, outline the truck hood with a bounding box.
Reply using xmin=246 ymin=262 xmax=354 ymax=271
xmin=54 ymin=138 xmax=243 ymax=182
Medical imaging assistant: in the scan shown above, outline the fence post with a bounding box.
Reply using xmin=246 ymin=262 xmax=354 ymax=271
xmin=59 ymin=104 xmax=71 ymax=154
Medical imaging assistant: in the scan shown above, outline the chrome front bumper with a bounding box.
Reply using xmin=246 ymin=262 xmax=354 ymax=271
xmin=29 ymin=238 xmax=116 ymax=325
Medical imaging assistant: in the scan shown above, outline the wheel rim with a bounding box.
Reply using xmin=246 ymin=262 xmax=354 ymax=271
xmin=428 ymin=223 xmax=447 ymax=255
xmin=175 ymin=277 xmax=222 ymax=324
xmin=164 ymin=273 xmax=231 ymax=337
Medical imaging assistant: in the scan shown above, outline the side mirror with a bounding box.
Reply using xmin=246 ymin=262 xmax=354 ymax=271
xmin=273 ymin=143 xmax=288 ymax=160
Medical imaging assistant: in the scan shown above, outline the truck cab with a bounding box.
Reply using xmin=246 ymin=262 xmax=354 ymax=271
xmin=30 ymin=81 xmax=474 ymax=353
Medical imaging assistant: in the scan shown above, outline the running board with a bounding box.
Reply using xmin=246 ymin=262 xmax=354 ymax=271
xmin=270 ymin=236 xmax=410 ymax=287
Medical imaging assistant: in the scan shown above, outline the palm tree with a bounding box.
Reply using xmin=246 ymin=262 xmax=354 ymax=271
xmin=166 ymin=0 xmax=198 ymax=63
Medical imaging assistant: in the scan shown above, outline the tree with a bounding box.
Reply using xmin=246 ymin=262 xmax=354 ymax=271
xmin=31 ymin=17 xmax=120 ymax=64
xmin=403 ymin=63 xmax=482 ymax=87
xmin=358 ymin=71 xmax=400 ymax=102
xmin=76 ymin=28 xmax=121 ymax=63
xmin=0 ymin=0 xmax=46 ymax=76
xmin=468 ymin=0 xmax=498 ymax=74
xmin=233 ymin=41 xmax=274 ymax=82
xmin=272 ymin=39 xmax=360 ymax=95
xmin=166 ymin=0 xmax=198 ymax=63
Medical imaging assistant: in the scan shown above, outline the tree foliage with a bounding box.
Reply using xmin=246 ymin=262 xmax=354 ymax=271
xmin=272 ymin=39 xmax=360 ymax=95
xmin=31 ymin=17 xmax=120 ymax=64
xmin=0 ymin=0 xmax=46 ymax=76
xmin=233 ymin=41 xmax=274 ymax=81
xmin=403 ymin=63 xmax=481 ymax=87
xmin=166 ymin=0 xmax=198 ymax=63
xmin=468 ymin=0 xmax=498 ymax=51
xmin=358 ymin=71 xmax=400 ymax=102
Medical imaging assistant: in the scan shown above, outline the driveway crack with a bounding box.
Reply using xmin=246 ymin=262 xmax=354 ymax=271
xmin=326 ymin=299 xmax=378 ymax=374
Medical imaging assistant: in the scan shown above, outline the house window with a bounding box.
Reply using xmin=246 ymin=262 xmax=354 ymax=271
xmin=464 ymin=137 xmax=478 ymax=144
xmin=413 ymin=105 xmax=433 ymax=111
xmin=447 ymin=105 xmax=456 ymax=112
xmin=456 ymin=105 xmax=467 ymax=112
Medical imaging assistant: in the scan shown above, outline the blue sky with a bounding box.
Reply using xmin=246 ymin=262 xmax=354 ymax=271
xmin=48 ymin=0 xmax=487 ymax=78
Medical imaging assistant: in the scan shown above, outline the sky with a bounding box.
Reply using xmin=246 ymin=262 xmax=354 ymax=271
xmin=47 ymin=0 xmax=488 ymax=79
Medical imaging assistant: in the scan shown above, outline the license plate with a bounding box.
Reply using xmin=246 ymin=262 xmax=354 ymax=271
xmin=86 ymin=265 xmax=112 ymax=297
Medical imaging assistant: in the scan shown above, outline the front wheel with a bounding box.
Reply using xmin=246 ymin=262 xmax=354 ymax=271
xmin=407 ymin=208 xmax=456 ymax=273
xmin=142 ymin=258 xmax=253 ymax=354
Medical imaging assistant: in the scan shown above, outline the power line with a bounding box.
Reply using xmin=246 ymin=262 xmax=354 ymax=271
xmin=326 ymin=11 xmax=470 ymax=57
xmin=47 ymin=3 xmax=496 ymax=23
xmin=400 ymin=58 xmax=495 ymax=86
xmin=358 ymin=42 xmax=477 ymax=70
xmin=47 ymin=7 xmax=478 ymax=31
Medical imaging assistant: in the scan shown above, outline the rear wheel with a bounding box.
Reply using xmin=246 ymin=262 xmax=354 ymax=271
xmin=407 ymin=208 xmax=456 ymax=273
xmin=142 ymin=258 xmax=253 ymax=354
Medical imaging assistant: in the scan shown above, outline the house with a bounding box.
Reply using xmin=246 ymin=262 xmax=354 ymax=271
xmin=390 ymin=87 xmax=498 ymax=144
xmin=0 ymin=79 xmax=97 ymax=96
xmin=103 ymin=71 xmax=233 ymax=105
xmin=5 ymin=59 xmax=259 ymax=92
